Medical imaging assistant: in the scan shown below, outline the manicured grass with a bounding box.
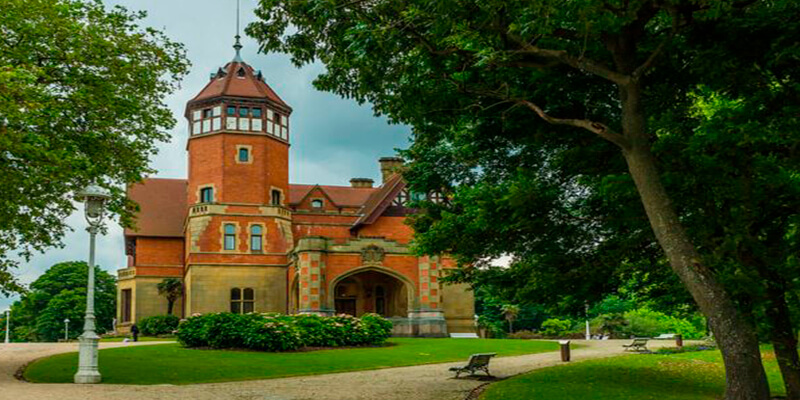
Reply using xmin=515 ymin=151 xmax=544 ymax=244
xmin=99 ymin=336 xmax=175 ymax=342
xmin=481 ymin=349 xmax=786 ymax=400
xmin=24 ymin=338 xmax=559 ymax=384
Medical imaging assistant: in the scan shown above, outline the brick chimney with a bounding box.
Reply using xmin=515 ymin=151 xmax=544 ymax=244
xmin=350 ymin=178 xmax=374 ymax=188
xmin=379 ymin=157 xmax=404 ymax=183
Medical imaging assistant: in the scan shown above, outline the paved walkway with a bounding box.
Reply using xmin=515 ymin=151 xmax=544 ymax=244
xmin=0 ymin=339 xmax=685 ymax=400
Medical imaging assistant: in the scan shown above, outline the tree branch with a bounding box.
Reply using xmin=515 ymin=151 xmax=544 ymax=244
xmin=516 ymin=99 xmax=629 ymax=149
xmin=507 ymin=33 xmax=631 ymax=85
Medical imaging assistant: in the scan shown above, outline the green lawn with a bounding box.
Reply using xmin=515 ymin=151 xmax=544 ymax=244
xmin=481 ymin=349 xmax=785 ymax=400
xmin=25 ymin=338 xmax=559 ymax=384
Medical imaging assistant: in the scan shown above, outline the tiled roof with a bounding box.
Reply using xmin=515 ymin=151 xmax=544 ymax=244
xmin=189 ymin=61 xmax=288 ymax=108
xmin=125 ymin=178 xmax=187 ymax=237
xmin=351 ymin=174 xmax=406 ymax=231
xmin=289 ymin=184 xmax=377 ymax=207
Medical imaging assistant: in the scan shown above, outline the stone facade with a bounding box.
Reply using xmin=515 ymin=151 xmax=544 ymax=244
xmin=116 ymin=44 xmax=475 ymax=337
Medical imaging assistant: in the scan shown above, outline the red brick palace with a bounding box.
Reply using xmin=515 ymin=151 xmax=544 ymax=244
xmin=116 ymin=39 xmax=475 ymax=336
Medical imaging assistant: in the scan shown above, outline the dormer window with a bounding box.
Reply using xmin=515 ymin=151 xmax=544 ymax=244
xmin=311 ymin=199 xmax=324 ymax=209
xmin=237 ymin=67 xmax=246 ymax=77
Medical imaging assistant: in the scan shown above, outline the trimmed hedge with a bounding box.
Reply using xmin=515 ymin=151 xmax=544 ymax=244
xmin=176 ymin=313 xmax=393 ymax=352
xmin=139 ymin=315 xmax=180 ymax=336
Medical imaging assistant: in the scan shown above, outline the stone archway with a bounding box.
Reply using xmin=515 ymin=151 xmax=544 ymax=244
xmin=329 ymin=267 xmax=416 ymax=318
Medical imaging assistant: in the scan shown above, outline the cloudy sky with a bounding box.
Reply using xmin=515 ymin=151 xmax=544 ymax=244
xmin=0 ymin=0 xmax=410 ymax=310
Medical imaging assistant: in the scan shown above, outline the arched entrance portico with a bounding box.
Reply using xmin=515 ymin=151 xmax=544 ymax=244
xmin=329 ymin=266 xmax=416 ymax=318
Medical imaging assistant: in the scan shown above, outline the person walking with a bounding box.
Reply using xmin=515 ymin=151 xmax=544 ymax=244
xmin=130 ymin=323 xmax=139 ymax=342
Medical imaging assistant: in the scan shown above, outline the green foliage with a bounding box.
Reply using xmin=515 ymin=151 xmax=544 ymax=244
xmin=9 ymin=261 xmax=116 ymax=342
xmin=138 ymin=315 xmax=180 ymax=336
xmin=622 ymin=309 xmax=705 ymax=340
xmin=176 ymin=313 xmax=393 ymax=351
xmin=539 ymin=318 xmax=573 ymax=337
xmin=0 ymin=0 xmax=189 ymax=294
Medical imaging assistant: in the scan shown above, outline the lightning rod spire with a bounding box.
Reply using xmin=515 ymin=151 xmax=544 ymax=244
xmin=233 ymin=0 xmax=243 ymax=62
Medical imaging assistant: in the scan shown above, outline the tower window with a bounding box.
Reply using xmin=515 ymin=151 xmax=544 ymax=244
xmin=274 ymin=114 xmax=281 ymax=125
xmin=223 ymin=224 xmax=236 ymax=250
xmin=238 ymin=107 xmax=249 ymax=117
xmin=252 ymin=108 xmax=262 ymax=118
xmin=200 ymin=187 xmax=213 ymax=203
xmin=227 ymin=106 xmax=236 ymax=116
xmin=202 ymin=108 xmax=213 ymax=118
xmin=311 ymin=199 xmax=324 ymax=209
xmin=271 ymin=190 xmax=281 ymax=206
xmin=250 ymin=225 xmax=263 ymax=252
xmin=238 ymin=147 xmax=249 ymax=162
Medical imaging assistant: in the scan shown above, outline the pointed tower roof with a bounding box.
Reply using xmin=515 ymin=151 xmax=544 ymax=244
xmin=187 ymin=37 xmax=290 ymax=111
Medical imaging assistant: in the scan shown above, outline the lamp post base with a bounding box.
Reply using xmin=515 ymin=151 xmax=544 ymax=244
xmin=74 ymin=334 xmax=101 ymax=384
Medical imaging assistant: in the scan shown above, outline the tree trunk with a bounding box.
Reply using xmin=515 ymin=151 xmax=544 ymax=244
xmin=618 ymin=82 xmax=770 ymax=400
xmin=167 ymin=300 xmax=174 ymax=316
xmin=766 ymin=286 xmax=800 ymax=400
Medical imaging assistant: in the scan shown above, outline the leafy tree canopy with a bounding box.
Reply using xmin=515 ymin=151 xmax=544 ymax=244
xmin=9 ymin=261 xmax=116 ymax=342
xmin=0 ymin=0 xmax=189 ymax=294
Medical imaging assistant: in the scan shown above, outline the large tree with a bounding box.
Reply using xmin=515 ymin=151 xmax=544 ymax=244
xmin=9 ymin=261 xmax=116 ymax=342
xmin=0 ymin=0 xmax=189 ymax=294
xmin=247 ymin=1 xmax=800 ymax=398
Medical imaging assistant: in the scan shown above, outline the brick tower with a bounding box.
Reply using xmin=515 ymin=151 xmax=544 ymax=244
xmin=182 ymin=36 xmax=294 ymax=315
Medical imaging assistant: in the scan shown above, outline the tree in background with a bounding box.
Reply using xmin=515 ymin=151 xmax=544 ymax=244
xmin=157 ymin=278 xmax=183 ymax=315
xmin=0 ymin=0 xmax=189 ymax=295
xmin=501 ymin=304 xmax=521 ymax=334
xmin=247 ymin=1 xmax=800 ymax=398
xmin=9 ymin=261 xmax=116 ymax=342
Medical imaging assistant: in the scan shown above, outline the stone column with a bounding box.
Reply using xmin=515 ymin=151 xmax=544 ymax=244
xmin=409 ymin=256 xmax=447 ymax=337
xmin=296 ymin=237 xmax=329 ymax=315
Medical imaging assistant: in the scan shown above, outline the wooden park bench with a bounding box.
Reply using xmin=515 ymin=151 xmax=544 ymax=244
xmin=623 ymin=338 xmax=649 ymax=352
xmin=449 ymin=353 xmax=496 ymax=378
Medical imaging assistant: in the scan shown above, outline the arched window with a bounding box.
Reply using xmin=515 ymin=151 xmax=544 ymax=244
xmin=231 ymin=287 xmax=255 ymax=314
xmin=311 ymin=199 xmax=324 ymax=208
xmin=250 ymin=225 xmax=263 ymax=252
xmin=243 ymin=288 xmax=255 ymax=313
xmin=223 ymin=224 xmax=236 ymax=250
xmin=230 ymin=288 xmax=241 ymax=313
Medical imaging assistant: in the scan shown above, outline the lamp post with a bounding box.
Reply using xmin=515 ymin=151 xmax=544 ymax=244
xmin=4 ymin=308 xmax=9 ymax=344
xmin=74 ymin=184 xmax=110 ymax=384
xmin=64 ymin=318 xmax=70 ymax=341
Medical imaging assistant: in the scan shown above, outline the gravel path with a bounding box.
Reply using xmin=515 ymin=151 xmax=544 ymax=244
xmin=0 ymin=339 xmax=685 ymax=400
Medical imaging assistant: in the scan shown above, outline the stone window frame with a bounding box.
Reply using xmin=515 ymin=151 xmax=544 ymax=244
xmin=220 ymin=221 xmax=240 ymax=252
xmin=197 ymin=184 xmax=216 ymax=204
xmin=248 ymin=222 xmax=265 ymax=253
xmin=230 ymin=287 xmax=255 ymax=314
xmin=270 ymin=186 xmax=285 ymax=206
xmin=235 ymin=144 xmax=253 ymax=164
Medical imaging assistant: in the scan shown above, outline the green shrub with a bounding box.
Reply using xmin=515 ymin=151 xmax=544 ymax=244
xmin=244 ymin=317 xmax=304 ymax=351
xmin=139 ymin=315 xmax=180 ymax=336
xmin=622 ymin=309 xmax=704 ymax=339
xmin=176 ymin=312 xmax=393 ymax=351
xmin=507 ymin=330 xmax=543 ymax=339
xmin=540 ymin=318 xmax=572 ymax=337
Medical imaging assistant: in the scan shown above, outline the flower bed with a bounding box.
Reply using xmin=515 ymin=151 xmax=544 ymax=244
xmin=176 ymin=312 xmax=393 ymax=351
